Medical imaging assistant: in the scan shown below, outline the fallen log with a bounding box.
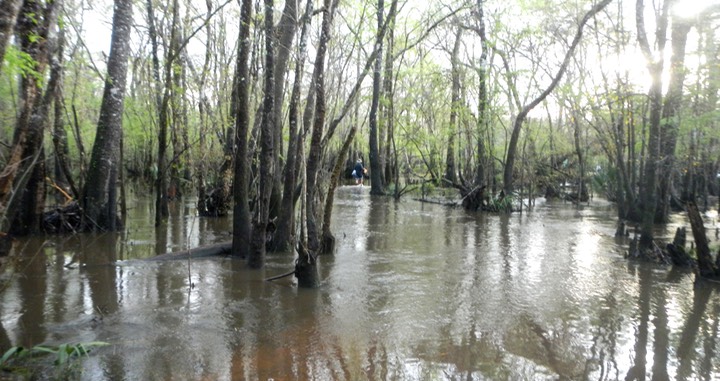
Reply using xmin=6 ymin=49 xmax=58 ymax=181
xmin=147 ymin=241 xmax=233 ymax=261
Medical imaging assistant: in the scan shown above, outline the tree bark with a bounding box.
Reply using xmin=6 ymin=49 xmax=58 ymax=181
xmin=444 ymin=27 xmax=462 ymax=186
xmin=83 ymin=0 xmax=133 ymax=231
xmin=636 ymin=0 xmax=670 ymax=251
xmin=368 ymin=0 xmax=386 ymax=195
xmin=300 ymin=0 xmax=335 ymax=287
xmin=656 ymin=15 xmax=691 ymax=222
xmin=268 ymin=0 xmax=299 ymax=220
xmin=248 ymin=0 xmax=276 ymax=269
xmin=321 ymin=127 xmax=356 ymax=253
xmin=272 ymin=0 xmax=314 ymax=253
xmin=231 ymin=0 xmax=253 ymax=259
xmin=0 ymin=0 xmax=60 ymax=235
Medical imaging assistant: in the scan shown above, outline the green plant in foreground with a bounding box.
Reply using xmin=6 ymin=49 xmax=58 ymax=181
xmin=1 ymin=341 xmax=109 ymax=373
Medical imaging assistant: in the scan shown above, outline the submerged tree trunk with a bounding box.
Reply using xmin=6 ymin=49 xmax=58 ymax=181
xmin=0 ymin=0 xmax=60 ymax=236
xmin=248 ymin=0 xmax=276 ymax=269
xmin=83 ymin=0 xmax=133 ymax=231
xmin=231 ymin=0 xmax=253 ymax=259
xmin=272 ymin=0 xmax=314 ymax=253
xmin=300 ymin=0 xmax=335 ymax=287
xmin=444 ymin=27 xmax=462 ymax=186
xmin=636 ymin=0 xmax=668 ymax=252
xmin=368 ymin=0 xmax=385 ymax=195
xmin=321 ymin=127 xmax=357 ymax=253
xmin=268 ymin=0 xmax=299 ymax=221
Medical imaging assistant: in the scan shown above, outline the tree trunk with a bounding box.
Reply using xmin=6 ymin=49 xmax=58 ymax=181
xmin=231 ymin=0 xmax=253 ymax=259
xmin=444 ymin=27 xmax=462 ymax=186
xmin=0 ymin=0 xmax=59 ymax=236
xmin=300 ymin=0 xmax=335 ymax=287
xmin=686 ymin=202 xmax=719 ymax=279
xmin=636 ymin=0 xmax=669 ymax=251
xmin=321 ymin=127 xmax=357 ymax=253
xmin=656 ymin=15 xmax=691 ymax=222
xmin=272 ymin=0 xmax=314 ymax=253
xmin=473 ymin=0 xmax=488 ymax=189
xmin=268 ymin=0 xmax=299 ymax=221
xmin=82 ymin=0 xmax=133 ymax=231
xmin=248 ymin=0 xmax=276 ymax=269
xmin=51 ymin=31 xmax=79 ymax=202
xmin=368 ymin=0 xmax=385 ymax=195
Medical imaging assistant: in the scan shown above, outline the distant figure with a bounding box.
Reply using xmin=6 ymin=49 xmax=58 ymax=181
xmin=353 ymin=158 xmax=365 ymax=186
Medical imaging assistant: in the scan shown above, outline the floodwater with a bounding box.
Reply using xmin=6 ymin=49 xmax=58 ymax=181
xmin=1 ymin=187 xmax=719 ymax=380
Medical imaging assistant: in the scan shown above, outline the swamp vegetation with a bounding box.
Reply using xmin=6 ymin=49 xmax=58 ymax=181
xmin=0 ymin=0 xmax=720 ymax=377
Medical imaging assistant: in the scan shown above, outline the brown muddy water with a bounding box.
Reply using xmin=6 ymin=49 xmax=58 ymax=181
xmin=1 ymin=186 xmax=719 ymax=380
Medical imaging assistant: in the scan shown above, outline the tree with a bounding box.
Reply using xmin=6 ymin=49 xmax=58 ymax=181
xmin=368 ymin=0 xmax=386 ymax=195
xmin=231 ymin=0 xmax=253 ymax=259
xmin=0 ymin=0 xmax=61 ymax=236
xmin=635 ymin=0 xmax=669 ymax=252
xmin=0 ymin=0 xmax=23 ymax=71
xmin=502 ymin=0 xmax=612 ymax=198
xmin=82 ymin=0 xmax=133 ymax=231
xmin=247 ymin=0 xmax=275 ymax=269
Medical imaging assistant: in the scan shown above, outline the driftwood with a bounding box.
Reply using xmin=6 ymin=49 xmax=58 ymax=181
xmin=147 ymin=242 xmax=232 ymax=261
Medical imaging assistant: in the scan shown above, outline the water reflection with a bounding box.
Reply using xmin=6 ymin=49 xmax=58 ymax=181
xmin=0 ymin=191 xmax=718 ymax=380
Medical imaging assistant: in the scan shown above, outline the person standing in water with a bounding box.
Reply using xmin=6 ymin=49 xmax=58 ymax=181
xmin=353 ymin=158 xmax=365 ymax=186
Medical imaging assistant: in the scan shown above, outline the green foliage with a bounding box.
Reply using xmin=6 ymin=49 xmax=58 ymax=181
xmin=0 ymin=341 xmax=109 ymax=376
xmin=3 ymin=45 xmax=43 ymax=85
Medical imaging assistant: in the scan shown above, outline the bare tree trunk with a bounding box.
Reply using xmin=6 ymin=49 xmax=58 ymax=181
xmin=444 ymin=27 xmax=462 ymax=186
xmin=51 ymin=30 xmax=79 ymax=201
xmin=474 ymin=0 xmax=488 ymax=188
xmin=636 ymin=0 xmax=670 ymax=251
xmin=248 ymin=0 xmax=276 ymax=269
xmin=656 ymin=15 xmax=691 ymax=222
xmin=272 ymin=0 xmax=314 ymax=253
xmin=368 ymin=0 xmax=385 ymax=195
xmin=83 ymin=0 xmax=132 ymax=231
xmin=321 ymin=127 xmax=356 ymax=253
xmin=268 ymin=0 xmax=299 ymax=220
xmin=231 ymin=0 xmax=253 ymax=259
xmin=300 ymin=0 xmax=335 ymax=287
xmin=0 ymin=0 xmax=60 ymax=235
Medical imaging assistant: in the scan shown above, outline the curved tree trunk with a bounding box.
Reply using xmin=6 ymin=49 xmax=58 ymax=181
xmin=83 ymin=0 xmax=133 ymax=231
xmin=321 ymin=127 xmax=357 ymax=253
xmin=502 ymin=0 xmax=611 ymax=196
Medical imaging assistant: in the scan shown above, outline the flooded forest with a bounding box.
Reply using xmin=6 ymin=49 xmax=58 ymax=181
xmin=0 ymin=0 xmax=719 ymax=379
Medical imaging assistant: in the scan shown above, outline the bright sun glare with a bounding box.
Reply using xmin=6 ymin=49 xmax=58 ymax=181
xmin=673 ymin=0 xmax=720 ymax=19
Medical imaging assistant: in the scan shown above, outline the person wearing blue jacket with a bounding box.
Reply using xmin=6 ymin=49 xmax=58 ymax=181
xmin=352 ymin=159 xmax=365 ymax=186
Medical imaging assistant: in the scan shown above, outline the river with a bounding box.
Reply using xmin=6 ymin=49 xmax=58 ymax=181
xmin=1 ymin=186 xmax=718 ymax=380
